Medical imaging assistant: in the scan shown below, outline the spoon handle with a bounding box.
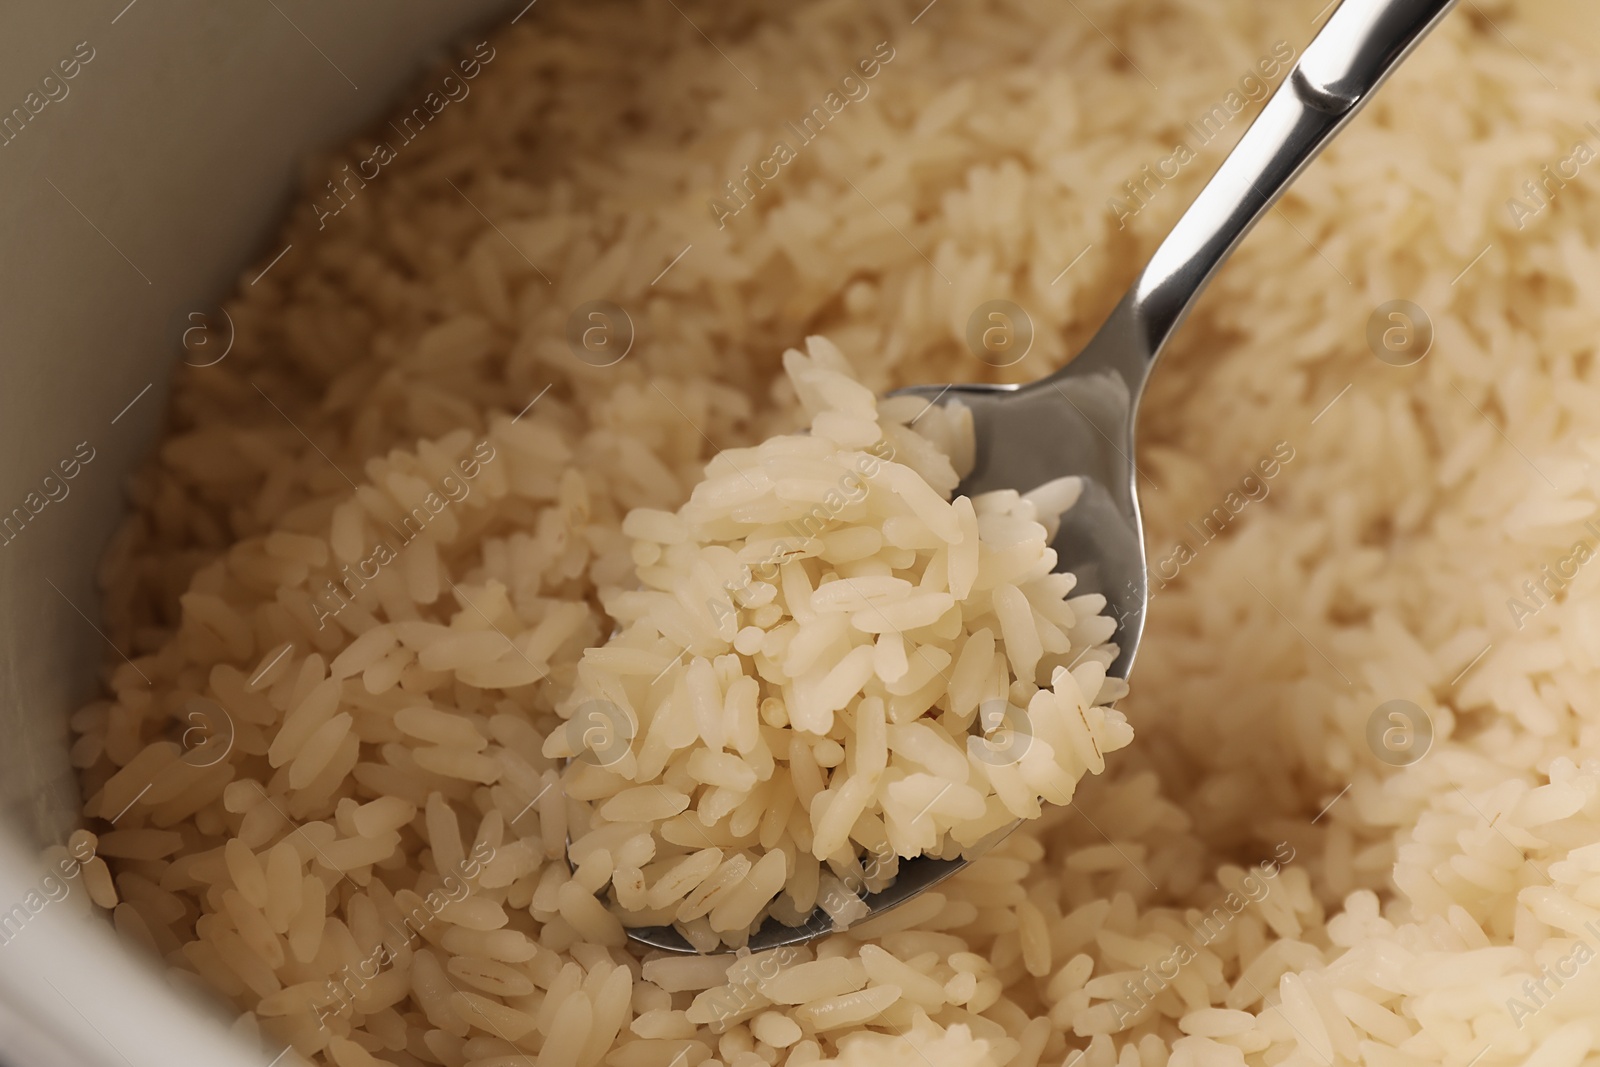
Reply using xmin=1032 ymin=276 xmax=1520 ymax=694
xmin=1064 ymin=0 xmax=1458 ymax=394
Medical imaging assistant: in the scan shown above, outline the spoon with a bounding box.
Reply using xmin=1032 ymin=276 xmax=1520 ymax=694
xmin=628 ymin=0 xmax=1457 ymax=954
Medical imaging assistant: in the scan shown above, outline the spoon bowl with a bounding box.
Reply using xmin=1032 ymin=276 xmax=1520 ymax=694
xmin=897 ymin=358 xmax=1151 ymax=682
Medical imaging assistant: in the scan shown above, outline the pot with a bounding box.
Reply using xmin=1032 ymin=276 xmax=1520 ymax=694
xmin=0 ymin=4 xmax=511 ymax=1063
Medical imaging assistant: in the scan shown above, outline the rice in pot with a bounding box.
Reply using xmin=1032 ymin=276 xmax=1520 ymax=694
xmin=63 ymin=1 xmax=1600 ymax=1065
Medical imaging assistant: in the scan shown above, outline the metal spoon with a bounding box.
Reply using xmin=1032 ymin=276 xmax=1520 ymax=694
xmin=628 ymin=0 xmax=1457 ymax=954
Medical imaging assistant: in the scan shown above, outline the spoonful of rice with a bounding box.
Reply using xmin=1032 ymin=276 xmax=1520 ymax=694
xmin=547 ymin=0 xmax=1456 ymax=954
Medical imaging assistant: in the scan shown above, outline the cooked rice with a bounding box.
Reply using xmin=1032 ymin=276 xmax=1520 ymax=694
xmin=63 ymin=1 xmax=1600 ymax=1066
xmin=551 ymin=335 xmax=1126 ymax=947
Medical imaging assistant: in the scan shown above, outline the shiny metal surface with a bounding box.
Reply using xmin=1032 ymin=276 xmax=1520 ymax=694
xmin=627 ymin=856 xmax=970 ymax=954
xmin=629 ymin=0 xmax=1457 ymax=955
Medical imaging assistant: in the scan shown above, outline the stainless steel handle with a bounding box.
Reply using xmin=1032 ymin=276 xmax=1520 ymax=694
xmin=1062 ymin=0 xmax=1457 ymax=395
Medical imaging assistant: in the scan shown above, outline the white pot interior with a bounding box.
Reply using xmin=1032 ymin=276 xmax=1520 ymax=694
xmin=0 ymin=4 xmax=510 ymax=1063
